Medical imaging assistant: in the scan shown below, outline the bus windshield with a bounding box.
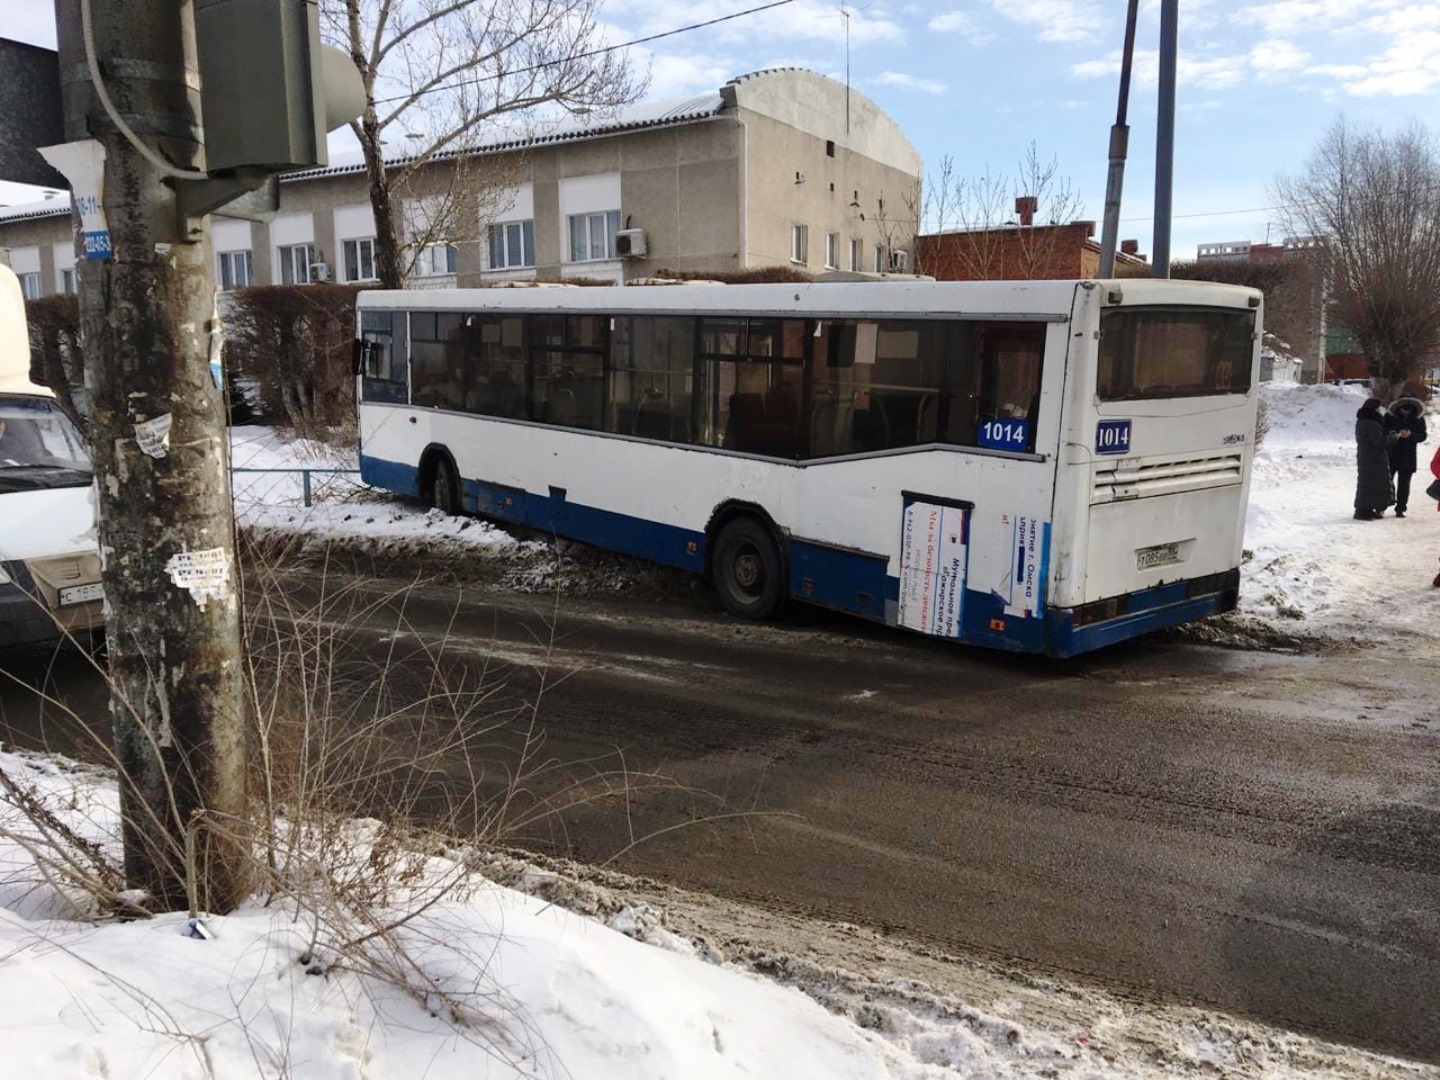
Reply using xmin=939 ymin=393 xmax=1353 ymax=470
xmin=0 ymin=398 xmax=93 ymax=487
xmin=1097 ymin=305 xmax=1255 ymax=401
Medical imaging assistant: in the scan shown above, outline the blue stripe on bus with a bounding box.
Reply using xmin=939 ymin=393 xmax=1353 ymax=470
xmin=360 ymin=453 xmax=1233 ymax=657
xmin=788 ymin=541 xmax=889 ymax=621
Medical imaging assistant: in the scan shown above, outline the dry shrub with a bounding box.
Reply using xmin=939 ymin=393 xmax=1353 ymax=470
xmin=0 ymin=531 xmax=724 ymax=1043
xmin=24 ymin=294 xmax=88 ymax=435
xmin=223 ymin=285 xmax=365 ymax=444
xmin=652 ymin=265 xmax=814 ymax=284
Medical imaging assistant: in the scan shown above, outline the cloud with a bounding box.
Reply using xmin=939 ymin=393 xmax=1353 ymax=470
xmin=989 ymin=0 xmax=1108 ymax=44
xmin=1236 ymin=0 xmax=1392 ymax=35
xmin=1329 ymin=29 xmax=1440 ymax=96
xmin=1071 ymin=49 xmax=1247 ymax=90
xmin=927 ymin=10 xmax=995 ymax=43
xmin=871 ymin=71 xmax=948 ymax=95
xmin=1248 ymin=40 xmax=1310 ymax=72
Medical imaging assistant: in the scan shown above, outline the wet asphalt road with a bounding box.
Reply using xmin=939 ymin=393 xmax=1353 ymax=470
xmin=2 ymin=570 xmax=1437 ymax=1063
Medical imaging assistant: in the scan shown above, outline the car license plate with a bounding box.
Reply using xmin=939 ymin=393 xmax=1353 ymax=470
xmin=1136 ymin=542 xmax=1180 ymax=570
xmin=59 ymin=582 xmax=105 ymax=607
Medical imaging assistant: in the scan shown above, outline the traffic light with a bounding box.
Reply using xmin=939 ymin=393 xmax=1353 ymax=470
xmin=195 ymin=0 xmax=365 ymax=173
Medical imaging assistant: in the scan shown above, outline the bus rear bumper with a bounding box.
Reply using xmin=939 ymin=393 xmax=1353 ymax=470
xmin=1045 ymin=570 xmax=1240 ymax=657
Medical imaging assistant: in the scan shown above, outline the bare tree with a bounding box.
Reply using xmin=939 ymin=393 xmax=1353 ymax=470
xmin=1275 ymin=119 xmax=1440 ymax=394
xmin=915 ymin=143 xmax=1085 ymax=280
xmin=328 ymin=0 xmax=644 ymax=288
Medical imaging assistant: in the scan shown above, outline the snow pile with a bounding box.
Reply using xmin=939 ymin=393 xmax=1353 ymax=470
xmin=1240 ymin=382 xmax=1440 ymax=651
xmin=1 ymin=748 xmax=1429 ymax=1079
xmin=230 ymin=426 xmax=530 ymax=557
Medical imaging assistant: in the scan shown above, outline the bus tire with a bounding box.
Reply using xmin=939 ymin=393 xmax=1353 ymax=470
xmin=429 ymin=455 xmax=461 ymax=516
xmin=712 ymin=517 xmax=785 ymax=621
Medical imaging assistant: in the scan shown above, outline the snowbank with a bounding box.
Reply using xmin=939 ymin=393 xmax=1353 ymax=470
xmin=1240 ymin=383 xmax=1440 ymax=652
xmin=0 ymin=749 xmax=1428 ymax=1079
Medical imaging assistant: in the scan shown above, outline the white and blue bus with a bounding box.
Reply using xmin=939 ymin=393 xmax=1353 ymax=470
xmin=354 ymin=278 xmax=1261 ymax=657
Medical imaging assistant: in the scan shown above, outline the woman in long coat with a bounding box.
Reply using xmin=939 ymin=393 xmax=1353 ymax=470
xmin=1354 ymin=397 xmax=1396 ymax=520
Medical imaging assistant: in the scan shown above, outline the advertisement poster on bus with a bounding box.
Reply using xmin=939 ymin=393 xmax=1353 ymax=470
xmin=897 ymin=496 xmax=968 ymax=637
xmin=994 ymin=513 xmax=1050 ymax=618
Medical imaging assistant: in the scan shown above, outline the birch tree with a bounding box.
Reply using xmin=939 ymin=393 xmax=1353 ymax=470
xmin=1275 ymin=119 xmax=1440 ymax=393
xmin=328 ymin=0 xmax=643 ymax=288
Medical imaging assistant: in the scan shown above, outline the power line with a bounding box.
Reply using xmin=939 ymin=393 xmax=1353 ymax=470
xmin=373 ymin=0 xmax=804 ymax=107
xmin=1120 ymin=203 xmax=1289 ymax=223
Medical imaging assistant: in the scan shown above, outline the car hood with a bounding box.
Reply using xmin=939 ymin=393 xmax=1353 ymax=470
xmin=0 ymin=486 xmax=99 ymax=562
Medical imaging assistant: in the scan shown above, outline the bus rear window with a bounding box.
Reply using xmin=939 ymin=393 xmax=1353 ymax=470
xmin=1098 ymin=306 xmax=1254 ymax=401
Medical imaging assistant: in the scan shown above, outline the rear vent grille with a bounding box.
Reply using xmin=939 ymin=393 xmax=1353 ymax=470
xmin=1093 ymin=451 xmax=1243 ymax=503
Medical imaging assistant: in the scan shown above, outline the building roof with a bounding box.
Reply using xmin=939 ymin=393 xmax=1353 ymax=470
xmin=284 ymin=89 xmax=729 ymax=182
xmin=0 ymin=197 xmax=69 ymax=224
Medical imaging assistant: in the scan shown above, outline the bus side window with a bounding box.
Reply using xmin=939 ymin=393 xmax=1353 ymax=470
xmin=358 ymin=310 xmax=407 ymax=404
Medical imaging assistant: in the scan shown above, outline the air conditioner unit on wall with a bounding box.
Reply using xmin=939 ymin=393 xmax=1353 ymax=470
xmin=615 ymin=228 xmax=647 ymax=258
xmin=889 ymin=250 xmax=909 ymax=272
xmin=308 ymin=262 xmax=332 ymax=282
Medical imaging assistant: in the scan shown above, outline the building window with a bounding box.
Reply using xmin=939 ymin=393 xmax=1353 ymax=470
xmin=60 ymin=269 xmax=75 ymax=295
xmin=217 ymin=250 xmax=252 ymax=290
xmin=343 ymin=237 xmax=377 ymax=282
xmin=791 ymin=224 xmax=809 ymax=264
xmin=825 ymin=233 xmax=839 ymax=269
xmin=874 ymin=244 xmax=886 ymax=273
xmin=17 ymin=272 xmax=42 ymax=299
xmin=278 ymin=243 xmax=317 ymax=285
xmin=415 ymin=244 xmax=458 ymax=277
xmin=826 ymin=139 xmax=836 ymax=157
xmin=568 ymin=210 xmax=621 ymax=262
xmin=850 ymin=238 xmax=862 ymax=272
xmin=488 ymin=220 xmax=535 ymax=269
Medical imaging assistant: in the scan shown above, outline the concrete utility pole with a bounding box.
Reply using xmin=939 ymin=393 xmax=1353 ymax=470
xmin=1151 ymin=0 xmax=1178 ymax=278
xmin=54 ymin=0 xmax=249 ymax=913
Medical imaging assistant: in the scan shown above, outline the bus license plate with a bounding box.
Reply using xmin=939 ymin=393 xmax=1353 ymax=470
xmin=59 ymin=582 xmax=105 ymax=607
xmin=1136 ymin=543 xmax=1180 ymax=570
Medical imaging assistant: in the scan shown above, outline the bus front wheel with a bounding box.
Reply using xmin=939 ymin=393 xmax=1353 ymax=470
xmin=429 ymin=456 xmax=461 ymax=516
xmin=712 ymin=518 xmax=785 ymax=621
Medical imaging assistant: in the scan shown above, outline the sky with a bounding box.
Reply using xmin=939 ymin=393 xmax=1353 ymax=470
xmin=4 ymin=0 xmax=1439 ymax=261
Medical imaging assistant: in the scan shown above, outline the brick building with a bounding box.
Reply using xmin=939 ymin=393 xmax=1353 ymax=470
xmin=1196 ymin=235 xmax=1330 ymax=382
xmin=916 ymin=197 xmax=1146 ymax=281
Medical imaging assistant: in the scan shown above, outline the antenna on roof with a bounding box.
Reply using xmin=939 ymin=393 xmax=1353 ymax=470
xmin=840 ymin=5 xmax=851 ymax=135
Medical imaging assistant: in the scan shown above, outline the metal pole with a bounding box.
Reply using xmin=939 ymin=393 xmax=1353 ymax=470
xmin=1152 ymin=0 xmax=1178 ymax=278
xmin=1098 ymin=0 xmax=1139 ymax=278
xmin=54 ymin=0 xmax=249 ymax=913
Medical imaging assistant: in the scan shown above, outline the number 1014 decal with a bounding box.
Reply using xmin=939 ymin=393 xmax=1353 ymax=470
xmin=1095 ymin=419 xmax=1132 ymax=455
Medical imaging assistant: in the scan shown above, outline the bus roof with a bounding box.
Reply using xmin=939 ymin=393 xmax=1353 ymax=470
xmin=356 ymin=278 xmax=1262 ymax=320
xmin=0 ymin=264 xmax=51 ymax=398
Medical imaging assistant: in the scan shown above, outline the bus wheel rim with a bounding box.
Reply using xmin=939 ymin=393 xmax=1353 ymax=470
xmin=732 ymin=542 xmax=763 ymax=596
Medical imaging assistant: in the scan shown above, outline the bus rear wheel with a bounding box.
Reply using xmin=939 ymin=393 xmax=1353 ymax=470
xmin=712 ymin=517 xmax=785 ymax=621
xmin=429 ymin=455 xmax=461 ymax=516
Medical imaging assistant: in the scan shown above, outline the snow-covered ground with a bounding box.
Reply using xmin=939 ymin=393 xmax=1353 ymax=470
xmin=1241 ymin=382 xmax=1440 ymax=653
xmin=0 ymin=749 xmax=1430 ymax=1079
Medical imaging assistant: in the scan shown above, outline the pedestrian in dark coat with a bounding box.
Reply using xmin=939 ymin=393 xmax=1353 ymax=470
xmin=1354 ymin=397 xmax=1396 ymax=520
xmin=1384 ymin=397 xmax=1427 ymax=516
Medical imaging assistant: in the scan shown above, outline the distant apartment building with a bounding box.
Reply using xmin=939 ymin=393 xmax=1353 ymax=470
xmin=0 ymin=69 xmax=922 ymax=295
xmin=1196 ymin=234 xmax=1330 ymax=382
xmin=916 ymin=198 xmax=1146 ymax=281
